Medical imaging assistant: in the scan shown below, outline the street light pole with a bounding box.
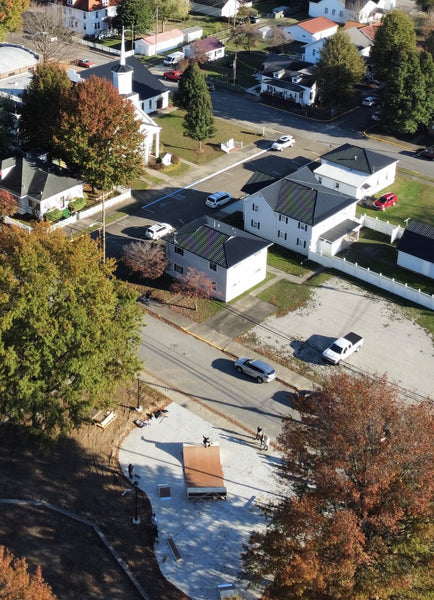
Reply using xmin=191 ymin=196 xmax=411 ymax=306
xmin=136 ymin=376 xmax=143 ymax=412
xmin=132 ymin=482 xmax=140 ymax=525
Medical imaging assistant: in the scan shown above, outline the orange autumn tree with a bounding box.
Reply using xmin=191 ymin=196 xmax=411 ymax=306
xmin=0 ymin=546 xmax=56 ymax=599
xmin=243 ymin=373 xmax=434 ymax=600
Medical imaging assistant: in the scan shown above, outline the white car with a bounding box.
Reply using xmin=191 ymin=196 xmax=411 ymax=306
xmin=271 ymin=135 xmax=295 ymax=151
xmin=205 ymin=191 xmax=233 ymax=209
xmin=234 ymin=358 xmax=277 ymax=383
xmin=362 ymin=96 xmax=376 ymax=107
xmin=144 ymin=222 xmax=174 ymax=240
xmin=371 ymin=111 xmax=381 ymax=121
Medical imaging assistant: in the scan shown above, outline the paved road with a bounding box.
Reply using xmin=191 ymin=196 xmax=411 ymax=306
xmin=138 ymin=314 xmax=293 ymax=440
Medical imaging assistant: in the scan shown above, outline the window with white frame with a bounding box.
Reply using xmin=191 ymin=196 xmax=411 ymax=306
xmin=278 ymin=214 xmax=288 ymax=224
xmin=325 ymin=7 xmax=328 ymax=13
xmin=335 ymin=182 xmax=340 ymax=189
xmin=252 ymin=203 xmax=259 ymax=212
xmin=174 ymin=247 xmax=184 ymax=256
xmin=209 ymin=262 xmax=217 ymax=271
xmin=174 ymin=264 xmax=183 ymax=274
xmin=297 ymin=238 xmax=307 ymax=248
xmin=277 ymin=230 xmax=287 ymax=240
xmin=250 ymin=220 xmax=260 ymax=230
xmin=298 ymin=222 xmax=307 ymax=231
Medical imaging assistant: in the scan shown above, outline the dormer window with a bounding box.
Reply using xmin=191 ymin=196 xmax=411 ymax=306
xmin=102 ymin=0 xmax=108 ymax=5
xmin=272 ymin=69 xmax=285 ymax=79
xmin=67 ymin=0 xmax=74 ymax=5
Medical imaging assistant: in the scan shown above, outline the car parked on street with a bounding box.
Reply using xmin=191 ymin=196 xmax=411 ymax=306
xmin=415 ymin=147 xmax=434 ymax=160
xmin=373 ymin=192 xmax=397 ymax=210
xmin=271 ymin=135 xmax=295 ymax=151
xmin=205 ymin=191 xmax=233 ymax=209
xmin=144 ymin=222 xmax=174 ymax=240
xmin=362 ymin=96 xmax=377 ymax=107
xmin=76 ymin=58 xmax=95 ymax=68
xmin=371 ymin=111 xmax=381 ymax=121
xmin=163 ymin=70 xmax=182 ymax=81
xmin=234 ymin=358 xmax=276 ymax=383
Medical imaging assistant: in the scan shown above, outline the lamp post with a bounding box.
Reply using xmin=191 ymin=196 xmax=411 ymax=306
xmin=136 ymin=376 xmax=143 ymax=412
xmin=132 ymin=481 xmax=140 ymax=525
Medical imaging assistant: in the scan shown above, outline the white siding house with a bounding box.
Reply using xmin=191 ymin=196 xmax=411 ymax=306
xmin=260 ymin=57 xmax=317 ymax=106
xmin=313 ymin=144 xmax=398 ymax=200
xmin=184 ymin=37 xmax=225 ymax=62
xmin=165 ymin=216 xmax=272 ymax=302
xmin=0 ymin=156 xmax=83 ymax=219
xmin=244 ymin=166 xmax=361 ymax=257
xmin=308 ymin=0 xmax=396 ymax=24
xmin=397 ymin=221 xmax=434 ymax=279
xmin=60 ymin=0 xmax=119 ymax=37
xmin=191 ymin=0 xmax=242 ymax=18
xmin=285 ymin=16 xmax=338 ymax=43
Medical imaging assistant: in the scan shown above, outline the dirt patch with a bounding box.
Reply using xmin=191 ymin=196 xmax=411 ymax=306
xmin=0 ymin=383 xmax=190 ymax=600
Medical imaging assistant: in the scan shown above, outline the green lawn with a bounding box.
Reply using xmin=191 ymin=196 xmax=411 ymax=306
xmin=154 ymin=110 xmax=263 ymax=164
xmin=356 ymin=174 xmax=434 ymax=226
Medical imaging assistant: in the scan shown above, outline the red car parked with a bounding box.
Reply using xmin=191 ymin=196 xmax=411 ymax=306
xmin=163 ymin=70 xmax=182 ymax=81
xmin=373 ymin=192 xmax=397 ymax=210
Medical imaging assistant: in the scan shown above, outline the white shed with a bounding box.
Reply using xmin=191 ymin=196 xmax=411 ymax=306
xmin=135 ymin=28 xmax=184 ymax=56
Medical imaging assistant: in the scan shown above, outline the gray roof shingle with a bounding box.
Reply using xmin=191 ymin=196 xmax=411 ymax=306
xmin=169 ymin=216 xmax=271 ymax=268
xmin=321 ymin=143 xmax=396 ymax=174
xmin=397 ymin=221 xmax=434 ymax=263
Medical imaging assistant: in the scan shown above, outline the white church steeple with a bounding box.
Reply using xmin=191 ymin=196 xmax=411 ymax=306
xmin=111 ymin=28 xmax=133 ymax=95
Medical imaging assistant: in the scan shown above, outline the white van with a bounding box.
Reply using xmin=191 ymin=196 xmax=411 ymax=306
xmin=163 ymin=51 xmax=185 ymax=66
xmin=205 ymin=191 xmax=233 ymax=209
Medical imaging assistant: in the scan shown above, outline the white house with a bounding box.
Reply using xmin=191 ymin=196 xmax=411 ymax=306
xmin=303 ymin=22 xmax=375 ymax=63
xmin=308 ymin=0 xmax=396 ymax=24
xmin=0 ymin=156 xmax=83 ymax=219
xmin=191 ymin=0 xmax=243 ymax=18
xmin=244 ymin=166 xmax=361 ymax=257
xmin=134 ymin=29 xmax=184 ymax=57
xmin=313 ymin=143 xmax=398 ymax=200
xmin=184 ymin=37 xmax=225 ymax=62
xmin=68 ymin=34 xmax=163 ymax=162
xmin=165 ymin=216 xmax=272 ymax=302
xmin=397 ymin=221 xmax=434 ymax=279
xmin=60 ymin=0 xmax=120 ymax=37
xmin=260 ymin=57 xmax=317 ymax=106
xmin=182 ymin=26 xmax=203 ymax=44
xmin=285 ymin=16 xmax=338 ymax=43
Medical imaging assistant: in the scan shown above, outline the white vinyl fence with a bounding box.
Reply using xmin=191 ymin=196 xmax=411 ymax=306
xmin=359 ymin=213 xmax=405 ymax=243
xmin=309 ymin=250 xmax=434 ymax=310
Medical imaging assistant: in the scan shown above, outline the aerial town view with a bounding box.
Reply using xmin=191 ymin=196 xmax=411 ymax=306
xmin=0 ymin=0 xmax=433 ymax=598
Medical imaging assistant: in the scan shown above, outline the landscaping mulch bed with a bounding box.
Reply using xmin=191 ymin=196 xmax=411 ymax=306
xmin=0 ymin=384 xmax=190 ymax=600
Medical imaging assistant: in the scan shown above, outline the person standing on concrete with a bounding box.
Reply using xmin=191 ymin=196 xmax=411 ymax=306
xmin=263 ymin=436 xmax=270 ymax=451
xmin=255 ymin=426 xmax=263 ymax=440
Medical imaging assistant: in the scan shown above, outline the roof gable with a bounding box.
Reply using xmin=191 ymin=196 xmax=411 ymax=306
xmin=298 ymin=16 xmax=338 ymax=33
xmin=258 ymin=165 xmax=357 ymax=225
xmin=170 ymin=216 xmax=271 ymax=268
xmin=321 ymin=143 xmax=397 ymax=174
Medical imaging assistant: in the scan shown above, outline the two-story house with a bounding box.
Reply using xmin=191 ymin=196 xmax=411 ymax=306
xmin=165 ymin=216 xmax=272 ymax=302
xmin=313 ymin=143 xmax=398 ymax=200
xmin=60 ymin=0 xmax=119 ymax=37
xmin=308 ymin=0 xmax=396 ymax=24
xmin=244 ymin=165 xmax=361 ymax=257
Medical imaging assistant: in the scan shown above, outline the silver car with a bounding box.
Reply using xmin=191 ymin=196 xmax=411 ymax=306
xmin=234 ymin=358 xmax=277 ymax=383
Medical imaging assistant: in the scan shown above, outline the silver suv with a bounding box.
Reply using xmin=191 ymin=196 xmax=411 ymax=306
xmin=234 ymin=358 xmax=277 ymax=383
xmin=205 ymin=191 xmax=233 ymax=209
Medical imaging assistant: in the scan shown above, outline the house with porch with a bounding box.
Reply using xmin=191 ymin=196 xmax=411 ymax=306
xmin=259 ymin=56 xmax=317 ymax=106
xmin=313 ymin=143 xmax=398 ymax=200
xmin=165 ymin=216 xmax=272 ymax=302
xmin=244 ymin=165 xmax=361 ymax=257
xmin=308 ymin=0 xmax=396 ymax=24
xmin=0 ymin=156 xmax=83 ymax=219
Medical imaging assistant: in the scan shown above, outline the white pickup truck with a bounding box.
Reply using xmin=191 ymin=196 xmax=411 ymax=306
xmin=322 ymin=332 xmax=364 ymax=365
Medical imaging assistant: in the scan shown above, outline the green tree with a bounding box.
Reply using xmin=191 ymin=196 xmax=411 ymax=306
xmin=371 ymin=10 xmax=417 ymax=80
xmin=0 ymin=0 xmax=29 ymax=41
xmin=416 ymin=0 xmax=434 ymax=12
xmin=316 ymin=29 xmax=365 ymax=105
xmin=151 ymin=0 xmax=190 ymax=32
xmin=20 ymin=63 xmax=71 ymax=155
xmin=243 ymin=373 xmax=434 ymax=600
xmin=230 ymin=24 xmax=261 ymax=52
xmin=379 ymin=49 xmax=434 ymax=135
xmin=426 ymin=29 xmax=434 ymax=59
xmin=0 ymin=97 xmax=15 ymax=155
xmin=0 ymin=546 xmax=56 ymax=600
xmin=54 ymin=76 xmax=144 ymax=190
xmin=114 ymin=0 xmax=153 ymax=34
xmin=0 ymin=223 xmax=143 ymax=437
xmin=177 ymin=62 xmax=215 ymax=151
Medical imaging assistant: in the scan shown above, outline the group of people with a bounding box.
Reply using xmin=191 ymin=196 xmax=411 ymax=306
xmin=255 ymin=426 xmax=270 ymax=451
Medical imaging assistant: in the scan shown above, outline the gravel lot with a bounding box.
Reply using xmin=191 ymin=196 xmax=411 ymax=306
xmin=248 ymin=276 xmax=434 ymax=401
